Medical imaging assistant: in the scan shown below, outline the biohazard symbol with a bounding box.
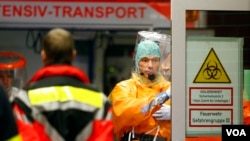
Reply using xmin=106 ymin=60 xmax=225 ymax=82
xmin=193 ymin=48 xmax=231 ymax=83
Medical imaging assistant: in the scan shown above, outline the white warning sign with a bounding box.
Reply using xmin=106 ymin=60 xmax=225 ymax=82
xmin=186 ymin=36 xmax=243 ymax=136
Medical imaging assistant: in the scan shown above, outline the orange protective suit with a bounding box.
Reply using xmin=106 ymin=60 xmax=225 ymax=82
xmin=243 ymin=100 xmax=250 ymax=125
xmin=109 ymin=73 xmax=171 ymax=141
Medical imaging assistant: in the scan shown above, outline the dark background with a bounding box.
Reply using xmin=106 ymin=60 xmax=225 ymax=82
xmin=206 ymin=11 xmax=250 ymax=68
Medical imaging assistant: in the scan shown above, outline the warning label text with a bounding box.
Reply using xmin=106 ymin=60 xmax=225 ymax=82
xmin=190 ymin=109 xmax=232 ymax=126
xmin=190 ymin=87 xmax=233 ymax=106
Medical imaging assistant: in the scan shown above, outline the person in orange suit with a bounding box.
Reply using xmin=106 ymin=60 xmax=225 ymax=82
xmin=109 ymin=39 xmax=171 ymax=141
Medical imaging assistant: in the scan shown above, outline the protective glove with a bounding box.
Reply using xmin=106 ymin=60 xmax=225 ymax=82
xmin=166 ymin=87 xmax=171 ymax=97
xmin=152 ymin=104 xmax=171 ymax=120
xmin=154 ymin=87 xmax=171 ymax=105
xmin=141 ymin=88 xmax=171 ymax=114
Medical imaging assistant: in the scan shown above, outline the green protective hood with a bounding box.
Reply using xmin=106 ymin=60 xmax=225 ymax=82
xmin=135 ymin=40 xmax=160 ymax=71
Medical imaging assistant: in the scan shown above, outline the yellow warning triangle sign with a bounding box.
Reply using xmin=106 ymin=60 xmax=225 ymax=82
xmin=193 ymin=48 xmax=231 ymax=83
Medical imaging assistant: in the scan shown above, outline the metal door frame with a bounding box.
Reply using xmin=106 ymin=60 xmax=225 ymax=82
xmin=171 ymin=0 xmax=250 ymax=140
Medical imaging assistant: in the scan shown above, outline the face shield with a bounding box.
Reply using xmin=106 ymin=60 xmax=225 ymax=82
xmin=0 ymin=52 xmax=27 ymax=95
xmin=133 ymin=31 xmax=171 ymax=81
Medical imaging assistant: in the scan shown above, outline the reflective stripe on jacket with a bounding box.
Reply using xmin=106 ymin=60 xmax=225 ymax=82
xmin=13 ymin=65 xmax=112 ymax=141
xmin=6 ymin=134 xmax=22 ymax=141
xmin=13 ymin=103 xmax=50 ymax=141
xmin=25 ymin=77 xmax=107 ymax=141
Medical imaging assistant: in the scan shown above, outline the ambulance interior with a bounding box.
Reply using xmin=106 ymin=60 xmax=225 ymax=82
xmin=0 ymin=2 xmax=249 ymax=97
xmin=0 ymin=29 xmax=149 ymax=94
xmin=0 ymin=29 xmax=213 ymax=95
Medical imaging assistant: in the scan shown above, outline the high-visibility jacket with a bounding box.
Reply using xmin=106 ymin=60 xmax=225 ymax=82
xmin=13 ymin=65 xmax=113 ymax=141
xmin=12 ymin=103 xmax=49 ymax=141
xmin=8 ymin=87 xmax=48 ymax=141
xmin=0 ymin=86 xmax=22 ymax=141
xmin=108 ymin=72 xmax=171 ymax=141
